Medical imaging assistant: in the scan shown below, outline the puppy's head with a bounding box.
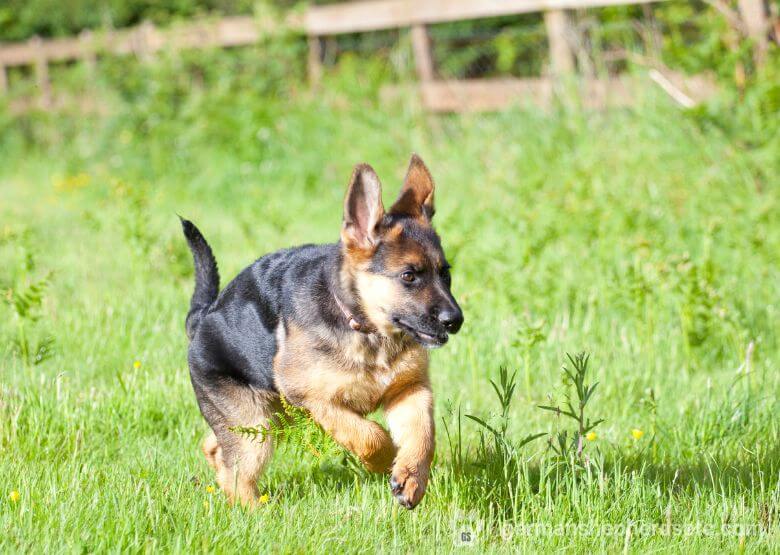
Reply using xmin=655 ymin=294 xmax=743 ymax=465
xmin=340 ymin=155 xmax=463 ymax=348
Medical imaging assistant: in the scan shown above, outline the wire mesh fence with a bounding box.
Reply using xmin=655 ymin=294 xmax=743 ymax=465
xmin=316 ymin=3 xmax=732 ymax=83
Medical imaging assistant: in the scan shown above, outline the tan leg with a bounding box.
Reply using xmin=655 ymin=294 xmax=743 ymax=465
xmin=196 ymin=383 xmax=279 ymax=507
xmin=384 ymin=383 xmax=434 ymax=509
xmin=306 ymin=403 xmax=395 ymax=473
xmin=213 ymin=430 xmax=273 ymax=507
xmin=202 ymin=432 xmax=219 ymax=469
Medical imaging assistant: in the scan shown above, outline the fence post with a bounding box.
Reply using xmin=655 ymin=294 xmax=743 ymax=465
xmin=79 ymin=30 xmax=98 ymax=76
xmin=544 ymin=9 xmax=575 ymax=75
xmin=410 ymin=24 xmax=435 ymax=82
xmin=31 ymin=35 xmax=52 ymax=109
xmin=737 ymin=0 xmax=769 ymax=63
xmin=308 ymin=35 xmax=323 ymax=85
xmin=136 ymin=21 xmax=157 ymax=61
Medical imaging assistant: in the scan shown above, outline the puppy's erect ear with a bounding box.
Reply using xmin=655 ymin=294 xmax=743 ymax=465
xmin=388 ymin=154 xmax=435 ymax=221
xmin=342 ymin=163 xmax=385 ymax=249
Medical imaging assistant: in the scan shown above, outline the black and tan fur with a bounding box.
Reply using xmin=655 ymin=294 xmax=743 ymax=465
xmin=182 ymin=155 xmax=463 ymax=509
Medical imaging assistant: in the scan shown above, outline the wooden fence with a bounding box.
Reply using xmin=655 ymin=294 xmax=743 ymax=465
xmin=0 ymin=0 xmax=773 ymax=112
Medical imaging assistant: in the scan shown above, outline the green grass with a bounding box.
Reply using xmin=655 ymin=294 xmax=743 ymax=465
xmin=0 ymin=72 xmax=778 ymax=552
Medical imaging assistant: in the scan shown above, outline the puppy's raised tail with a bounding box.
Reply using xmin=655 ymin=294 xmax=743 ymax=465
xmin=180 ymin=217 xmax=219 ymax=339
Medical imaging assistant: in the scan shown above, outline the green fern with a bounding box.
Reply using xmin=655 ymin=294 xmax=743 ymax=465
xmin=4 ymin=273 xmax=55 ymax=366
xmin=9 ymin=273 xmax=50 ymax=321
xmin=229 ymin=394 xmax=365 ymax=476
xmin=32 ymin=335 xmax=56 ymax=365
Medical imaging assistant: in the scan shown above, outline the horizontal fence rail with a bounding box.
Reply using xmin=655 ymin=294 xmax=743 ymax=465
xmin=304 ymin=0 xmax=666 ymax=34
xmin=0 ymin=0 xmax=773 ymax=111
xmin=0 ymin=0 xmax=681 ymax=66
xmin=0 ymin=16 xmax=295 ymax=67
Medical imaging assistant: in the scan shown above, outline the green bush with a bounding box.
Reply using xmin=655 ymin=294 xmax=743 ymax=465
xmin=0 ymin=0 xmax=256 ymax=41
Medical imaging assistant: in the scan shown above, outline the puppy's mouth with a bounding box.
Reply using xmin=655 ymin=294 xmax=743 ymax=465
xmin=392 ymin=318 xmax=448 ymax=348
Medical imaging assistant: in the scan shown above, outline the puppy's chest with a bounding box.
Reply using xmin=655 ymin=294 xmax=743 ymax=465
xmin=338 ymin=366 xmax=395 ymax=412
xmin=330 ymin=336 xmax=427 ymax=413
xmin=275 ymin=324 xmax=428 ymax=414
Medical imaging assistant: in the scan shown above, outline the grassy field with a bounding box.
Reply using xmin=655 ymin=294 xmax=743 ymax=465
xmin=0 ymin=72 xmax=778 ymax=552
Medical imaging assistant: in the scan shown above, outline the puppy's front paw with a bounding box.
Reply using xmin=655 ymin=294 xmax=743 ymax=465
xmin=390 ymin=464 xmax=428 ymax=509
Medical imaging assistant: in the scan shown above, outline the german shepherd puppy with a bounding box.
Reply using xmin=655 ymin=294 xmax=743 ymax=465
xmin=181 ymin=155 xmax=463 ymax=509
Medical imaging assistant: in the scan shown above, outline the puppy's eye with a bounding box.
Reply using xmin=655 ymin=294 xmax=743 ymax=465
xmin=400 ymin=271 xmax=416 ymax=283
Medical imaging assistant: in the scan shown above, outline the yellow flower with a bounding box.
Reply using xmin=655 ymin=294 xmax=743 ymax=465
xmin=258 ymin=493 xmax=270 ymax=504
xmin=631 ymin=428 xmax=644 ymax=440
xmin=585 ymin=431 xmax=597 ymax=441
xmin=53 ymin=173 xmax=91 ymax=192
xmin=9 ymin=490 xmax=20 ymax=502
xmin=133 ymin=360 xmax=142 ymax=369
xmin=205 ymin=485 xmax=215 ymax=494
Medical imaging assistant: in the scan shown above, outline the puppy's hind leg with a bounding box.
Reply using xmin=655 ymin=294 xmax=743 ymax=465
xmin=195 ymin=380 xmax=280 ymax=507
xmin=215 ymin=423 xmax=275 ymax=508
xmin=202 ymin=432 xmax=219 ymax=469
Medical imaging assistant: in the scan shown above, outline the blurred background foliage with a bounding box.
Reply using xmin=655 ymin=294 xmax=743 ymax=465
xmin=0 ymin=1 xmax=777 ymax=160
xmin=0 ymin=1 xmax=767 ymax=79
xmin=0 ymin=0 xmax=258 ymax=40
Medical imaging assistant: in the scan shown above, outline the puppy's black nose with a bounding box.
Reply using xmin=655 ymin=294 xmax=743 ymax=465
xmin=438 ymin=308 xmax=463 ymax=334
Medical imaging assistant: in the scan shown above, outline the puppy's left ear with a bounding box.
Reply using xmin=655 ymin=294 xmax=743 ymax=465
xmin=388 ymin=154 xmax=435 ymax=221
xmin=342 ymin=163 xmax=385 ymax=250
